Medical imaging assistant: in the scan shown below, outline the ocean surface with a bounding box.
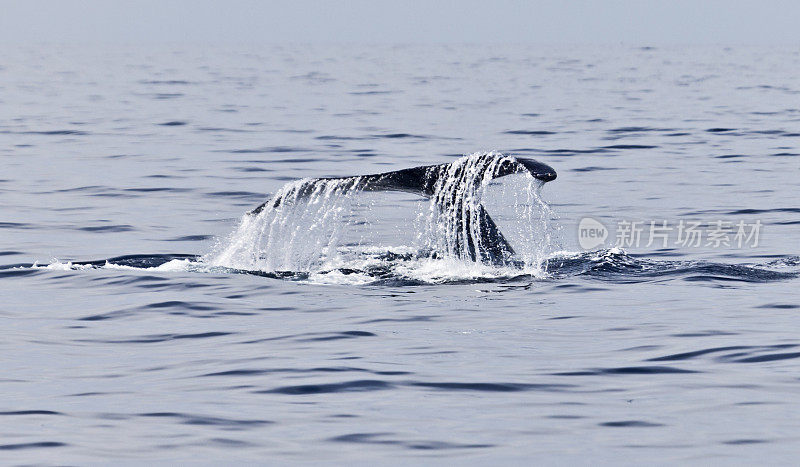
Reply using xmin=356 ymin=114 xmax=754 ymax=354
xmin=1 ymin=44 xmax=799 ymax=464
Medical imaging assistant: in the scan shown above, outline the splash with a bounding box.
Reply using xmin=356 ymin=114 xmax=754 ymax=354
xmin=205 ymin=152 xmax=556 ymax=280
xmin=207 ymin=177 xmax=363 ymax=272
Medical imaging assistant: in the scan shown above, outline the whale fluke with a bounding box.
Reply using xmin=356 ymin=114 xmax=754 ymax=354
xmin=248 ymin=153 xmax=556 ymax=265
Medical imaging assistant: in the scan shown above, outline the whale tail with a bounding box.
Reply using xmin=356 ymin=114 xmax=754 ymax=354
xmin=249 ymin=153 xmax=556 ymax=265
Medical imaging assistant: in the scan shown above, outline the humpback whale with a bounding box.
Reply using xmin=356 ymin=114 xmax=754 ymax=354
xmin=248 ymin=153 xmax=556 ymax=265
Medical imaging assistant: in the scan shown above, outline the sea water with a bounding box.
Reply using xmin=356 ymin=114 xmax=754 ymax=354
xmin=1 ymin=44 xmax=799 ymax=464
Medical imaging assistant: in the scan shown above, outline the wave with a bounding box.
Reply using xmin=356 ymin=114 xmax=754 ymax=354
xmin=3 ymin=249 xmax=797 ymax=286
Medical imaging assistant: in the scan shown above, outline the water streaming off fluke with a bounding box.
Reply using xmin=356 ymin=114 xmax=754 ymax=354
xmin=206 ymin=152 xmax=556 ymax=280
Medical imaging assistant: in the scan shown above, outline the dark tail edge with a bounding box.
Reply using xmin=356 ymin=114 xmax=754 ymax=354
xmin=249 ymin=156 xmax=556 ymax=215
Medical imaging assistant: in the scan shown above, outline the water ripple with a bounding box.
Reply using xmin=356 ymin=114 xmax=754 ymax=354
xmin=0 ymin=442 xmax=67 ymax=451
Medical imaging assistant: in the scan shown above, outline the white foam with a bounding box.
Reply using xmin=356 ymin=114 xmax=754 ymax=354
xmin=41 ymin=260 xmax=94 ymax=271
xmin=306 ymin=269 xmax=375 ymax=286
xmin=100 ymin=259 xmax=196 ymax=272
xmin=22 ymin=258 xmax=198 ymax=273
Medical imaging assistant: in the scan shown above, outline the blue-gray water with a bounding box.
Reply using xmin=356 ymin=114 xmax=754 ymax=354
xmin=1 ymin=45 xmax=799 ymax=464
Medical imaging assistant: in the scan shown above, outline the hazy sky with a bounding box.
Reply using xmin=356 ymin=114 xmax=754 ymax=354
xmin=2 ymin=0 xmax=799 ymax=45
